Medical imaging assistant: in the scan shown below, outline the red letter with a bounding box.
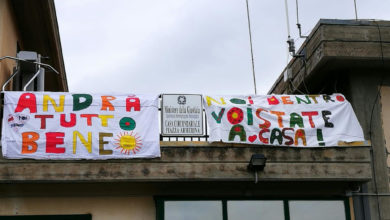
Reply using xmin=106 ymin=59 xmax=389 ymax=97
xmin=60 ymin=113 xmax=76 ymax=127
xmin=267 ymin=96 xmax=279 ymax=105
xmin=80 ymin=114 xmax=99 ymax=126
xmin=282 ymin=128 xmax=294 ymax=145
xmin=302 ymin=111 xmax=319 ymax=128
xmin=35 ymin=115 xmax=54 ymax=129
xmin=126 ymin=96 xmax=140 ymax=112
xmin=15 ymin=93 xmax=37 ymax=113
xmin=256 ymin=108 xmax=271 ymax=128
xmin=46 ymin=132 xmax=65 ymax=153
xmin=22 ymin=132 xmax=39 ymax=154
xmin=259 ymin=128 xmax=270 ymax=144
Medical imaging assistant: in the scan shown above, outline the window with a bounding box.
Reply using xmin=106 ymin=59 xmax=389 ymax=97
xmin=165 ymin=201 xmax=222 ymax=220
xmin=156 ymin=199 xmax=350 ymax=220
xmin=289 ymin=200 xmax=346 ymax=220
xmin=228 ymin=200 xmax=284 ymax=220
xmin=0 ymin=215 xmax=91 ymax=220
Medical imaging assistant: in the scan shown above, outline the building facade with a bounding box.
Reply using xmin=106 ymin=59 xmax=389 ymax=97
xmin=0 ymin=2 xmax=388 ymax=220
xmin=0 ymin=0 xmax=67 ymax=91
xmin=270 ymin=19 xmax=390 ymax=220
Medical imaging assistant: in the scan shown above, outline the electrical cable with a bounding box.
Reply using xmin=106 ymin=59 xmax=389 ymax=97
xmin=369 ymin=22 xmax=386 ymax=139
xmin=370 ymin=148 xmax=382 ymax=220
xmin=368 ymin=21 xmax=386 ymax=220
xmin=245 ymin=0 xmax=257 ymax=95
xmin=302 ymin=59 xmax=310 ymax=93
xmin=288 ymin=78 xmax=305 ymax=94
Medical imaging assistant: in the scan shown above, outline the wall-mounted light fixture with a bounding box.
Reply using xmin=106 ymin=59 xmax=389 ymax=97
xmin=247 ymin=154 xmax=267 ymax=183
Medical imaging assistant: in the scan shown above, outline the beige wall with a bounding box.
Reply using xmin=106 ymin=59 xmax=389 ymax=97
xmin=380 ymin=86 xmax=390 ymax=189
xmin=0 ymin=0 xmax=21 ymax=90
xmin=0 ymin=196 xmax=155 ymax=220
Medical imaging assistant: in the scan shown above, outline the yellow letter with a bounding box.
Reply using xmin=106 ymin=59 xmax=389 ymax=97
xmin=206 ymin=96 xmax=226 ymax=107
xmin=43 ymin=95 xmax=65 ymax=112
xmin=73 ymin=131 xmax=92 ymax=154
xmin=98 ymin=115 xmax=114 ymax=127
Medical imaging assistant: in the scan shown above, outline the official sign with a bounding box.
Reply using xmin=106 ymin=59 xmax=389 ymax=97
xmin=161 ymin=94 xmax=203 ymax=136
xmin=203 ymin=94 xmax=365 ymax=147
xmin=2 ymin=92 xmax=160 ymax=159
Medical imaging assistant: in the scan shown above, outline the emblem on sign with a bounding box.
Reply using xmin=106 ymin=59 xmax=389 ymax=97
xmin=177 ymin=95 xmax=186 ymax=105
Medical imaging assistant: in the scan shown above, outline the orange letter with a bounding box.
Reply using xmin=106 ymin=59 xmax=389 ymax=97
xmin=294 ymin=129 xmax=307 ymax=146
xmin=101 ymin=96 xmax=116 ymax=111
xmin=281 ymin=96 xmax=293 ymax=104
xmin=270 ymin=111 xmax=285 ymax=128
xmin=22 ymin=132 xmax=39 ymax=154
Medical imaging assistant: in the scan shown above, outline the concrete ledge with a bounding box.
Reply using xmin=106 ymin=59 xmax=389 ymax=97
xmin=0 ymin=145 xmax=372 ymax=183
xmin=0 ymin=162 xmax=371 ymax=182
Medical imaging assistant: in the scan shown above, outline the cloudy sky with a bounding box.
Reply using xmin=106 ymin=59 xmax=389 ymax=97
xmin=55 ymin=0 xmax=390 ymax=95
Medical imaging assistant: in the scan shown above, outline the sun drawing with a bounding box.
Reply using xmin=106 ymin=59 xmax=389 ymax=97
xmin=114 ymin=131 xmax=142 ymax=155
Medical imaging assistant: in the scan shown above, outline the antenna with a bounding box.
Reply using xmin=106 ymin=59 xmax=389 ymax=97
xmin=284 ymin=0 xmax=304 ymax=58
xmin=295 ymin=0 xmax=308 ymax=38
xmin=353 ymin=0 xmax=358 ymax=20
xmin=284 ymin=0 xmax=291 ymax=38
xmin=245 ymin=0 xmax=257 ymax=95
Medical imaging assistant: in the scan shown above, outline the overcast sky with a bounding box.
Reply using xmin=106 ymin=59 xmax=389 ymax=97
xmin=55 ymin=0 xmax=390 ymax=95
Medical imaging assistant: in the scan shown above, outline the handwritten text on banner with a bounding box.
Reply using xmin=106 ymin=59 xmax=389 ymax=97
xmin=2 ymin=92 xmax=160 ymax=159
xmin=203 ymin=94 xmax=365 ymax=147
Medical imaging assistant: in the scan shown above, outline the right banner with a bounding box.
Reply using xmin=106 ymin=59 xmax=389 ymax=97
xmin=203 ymin=94 xmax=365 ymax=147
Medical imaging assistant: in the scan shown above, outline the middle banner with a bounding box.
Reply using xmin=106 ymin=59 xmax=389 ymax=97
xmin=2 ymin=92 xmax=160 ymax=159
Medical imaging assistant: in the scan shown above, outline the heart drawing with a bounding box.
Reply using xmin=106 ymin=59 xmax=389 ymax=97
xmin=248 ymin=135 xmax=257 ymax=143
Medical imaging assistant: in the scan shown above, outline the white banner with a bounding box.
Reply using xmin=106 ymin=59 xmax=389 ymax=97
xmin=204 ymin=94 xmax=365 ymax=147
xmin=2 ymin=92 xmax=160 ymax=159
